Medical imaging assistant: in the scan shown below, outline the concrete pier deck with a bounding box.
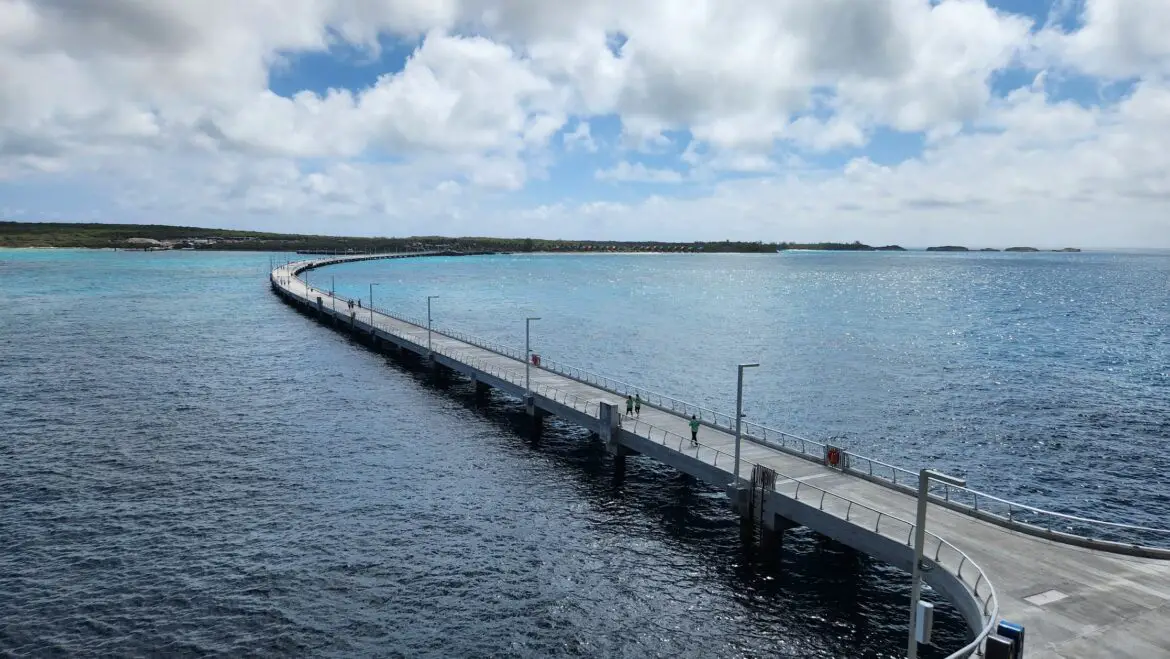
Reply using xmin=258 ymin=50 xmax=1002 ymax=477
xmin=271 ymin=253 xmax=1170 ymax=658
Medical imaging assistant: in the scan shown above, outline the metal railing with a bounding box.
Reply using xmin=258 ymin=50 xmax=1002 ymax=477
xmin=369 ymin=317 xmax=741 ymax=428
xmin=617 ymin=414 xmax=998 ymax=659
xmin=540 ymin=356 xmax=739 ymax=428
xmin=279 ymin=268 xmax=1001 ymax=657
xmin=279 ymin=257 xmax=1170 ymax=555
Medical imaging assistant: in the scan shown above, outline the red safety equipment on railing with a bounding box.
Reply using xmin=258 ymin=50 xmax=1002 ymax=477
xmin=827 ymin=447 xmax=841 ymax=468
xmin=531 ymin=354 xmax=541 ymax=367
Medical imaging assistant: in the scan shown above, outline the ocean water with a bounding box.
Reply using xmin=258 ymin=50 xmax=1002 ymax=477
xmin=327 ymin=250 xmax=1170 ymax=528
xmin=2 ymin=248 xmax=1167 ymax=658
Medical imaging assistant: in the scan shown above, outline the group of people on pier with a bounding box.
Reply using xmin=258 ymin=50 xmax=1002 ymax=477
xmin=626 ymin=393 xmax=702 ymax=446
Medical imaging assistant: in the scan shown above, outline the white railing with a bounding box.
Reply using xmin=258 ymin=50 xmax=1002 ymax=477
xmin=618 ymin=415 xmax=998 ymax=659
xmin=281 ymin=257 xmax=1170 ymax=555
xmin=541 ymin=356 xmax=739 ymax=428
xmin=279 ymin=268 xmax=1002 ymax=657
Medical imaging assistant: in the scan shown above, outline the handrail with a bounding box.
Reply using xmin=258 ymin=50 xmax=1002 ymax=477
xmin=386 ymin=308 xmax=1170 ymax=548
xmin=281 ymin=255 xmax=1170 ymax=555
xmin=935 ymin=482 xmax=1170 ymax=537
xmin=278 ymin=261 xmax=1002 ymax=657
xmin=540 ymin=356 xmax=739 ymax=428
xmin=618 ymin=415 xmax=998 ymax=659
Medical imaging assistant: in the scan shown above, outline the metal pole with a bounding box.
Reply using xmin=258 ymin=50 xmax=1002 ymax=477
xmin=525 ymin=317 xmax=541 ymax=396
xmin=369 ymin=283 xmax=379 ymax=326
xmin=427 ymin=295 xmax=440 ymax=355
xmin=734 ymin=363 xmax=759 ymax=483
xmin=908 ymin=469 xmax=965 ymax=659
xmin=331 ymin=276 xmax=335 ymax=314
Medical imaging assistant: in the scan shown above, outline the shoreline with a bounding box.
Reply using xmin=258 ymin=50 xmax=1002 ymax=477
xmin=0 ymin=245 xmax=1120 ymax=254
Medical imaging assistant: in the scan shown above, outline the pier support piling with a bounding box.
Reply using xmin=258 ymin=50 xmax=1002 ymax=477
xmin=524 ymin=395 xmax=546 ymax=432
xmin=598 ymin=402 xmax=630 ymax=458
xmin=428 ymin=359 xmax=451 ymax=384
xmin=473 ymin=377 xmax=491 ymax=402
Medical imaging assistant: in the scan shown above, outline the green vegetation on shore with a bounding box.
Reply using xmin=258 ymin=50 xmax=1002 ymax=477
xmin=0 ymin=222 xmax=1079 ymax=254
xmin=0 ymin=222 xmax=900 ymax=253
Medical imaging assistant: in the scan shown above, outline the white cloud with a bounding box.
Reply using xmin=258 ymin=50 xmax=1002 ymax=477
xmin=1034 ymin=0 xmax=1170 ymax=78
xmin=595 ymin=161 xmax=683 ymax=183
xmin=0 ymin=0 xmax=1169 ymax=246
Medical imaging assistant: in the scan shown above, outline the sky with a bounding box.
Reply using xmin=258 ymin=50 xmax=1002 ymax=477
xmin=1 ymin=0 xmax=1169 ymax=247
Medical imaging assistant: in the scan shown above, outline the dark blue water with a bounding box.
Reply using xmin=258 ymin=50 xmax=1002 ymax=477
xmin=2 ymin=248 xmax=1166 ymax=657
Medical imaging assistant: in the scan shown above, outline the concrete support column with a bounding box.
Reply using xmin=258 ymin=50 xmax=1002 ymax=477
xmin=474 ymin=377 xmax=491 ymax=401
xmin=598 ymin=402 xmax=629 ymax=457
xmin=727 ymin=484 xmax=751 ymax=516
xmin=524 ymin=395 xmax=545 ymax=433
xmin=760 ymin=514 xmax=801 ymax=553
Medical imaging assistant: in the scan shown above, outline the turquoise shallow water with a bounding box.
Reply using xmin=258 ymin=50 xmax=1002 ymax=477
xmin=2 ymin=247 xmax=1168 ymax=657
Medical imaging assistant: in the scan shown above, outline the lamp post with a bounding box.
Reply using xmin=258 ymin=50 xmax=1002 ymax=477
xmin=369 ymin=282 xmax=379 ymax=326
xmin=907 ymin=468 xmax=967 ymax=659
xmin=734 ymin=362 xmax=760 ymax=483
xmin=525 ymin=316 xmax=541 ymax=395
xmin=427 ymin=295 xmax=440 ymax=355
xmin=331 ymin=275 xmax=335 ymax=313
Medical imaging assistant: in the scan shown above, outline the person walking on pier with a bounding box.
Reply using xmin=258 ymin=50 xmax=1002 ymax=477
xmin=689 ymin=415 xmax=699 ymax=446
xmin=634 ymin=394 xmax=641 ymax=417
xmin=626 ymin=395 xmax=634 ymax=416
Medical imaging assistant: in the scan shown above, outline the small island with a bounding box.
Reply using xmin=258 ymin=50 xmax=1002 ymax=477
xmin=978 ymin=248 xmax=1001 ymax=252
xmin=1053 ymin=247 xmax=1082 ymax=252
xmin=777 ymin=241 xmax=877 ymax=251
xmin=1005 ymin=246 xmax=1040 ymax=252
xmin=926 ymin=245 xmax=970 ymax=252
xmin=774 ymin=242 xmax=908 ymax=251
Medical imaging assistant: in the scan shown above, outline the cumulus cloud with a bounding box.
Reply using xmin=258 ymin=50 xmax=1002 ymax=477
xmin=1035 ymin=0 xmax=1170 ymax=78
xmin=0 ymin=0 xmax=1168 ymax=246
xmin=595 ymin=161 xmax=683 ymax=183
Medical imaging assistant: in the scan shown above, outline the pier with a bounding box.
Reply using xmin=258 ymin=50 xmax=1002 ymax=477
xmin=271 ymin=253 xmax=1170 ymax=659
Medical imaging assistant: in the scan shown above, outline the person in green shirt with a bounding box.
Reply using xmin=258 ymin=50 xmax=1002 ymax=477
xmin=689 ymin=415 xmax=699 ymax=446
xmin=634 ymin=393 xmax=642 ymax=416
xmin=626 ymin=395 xmax=634 ymax=416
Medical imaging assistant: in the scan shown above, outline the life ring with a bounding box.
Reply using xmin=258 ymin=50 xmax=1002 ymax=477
xmin=827 ymin=447 xmax=841 ymax=467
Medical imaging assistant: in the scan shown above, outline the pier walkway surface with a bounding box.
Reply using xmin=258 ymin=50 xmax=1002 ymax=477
xmin=271 ymin=253 xmax=1170 ymax=658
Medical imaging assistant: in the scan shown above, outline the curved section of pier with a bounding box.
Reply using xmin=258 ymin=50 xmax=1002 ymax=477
xmin=271 ymin=253 xmax=1170 ymax=659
